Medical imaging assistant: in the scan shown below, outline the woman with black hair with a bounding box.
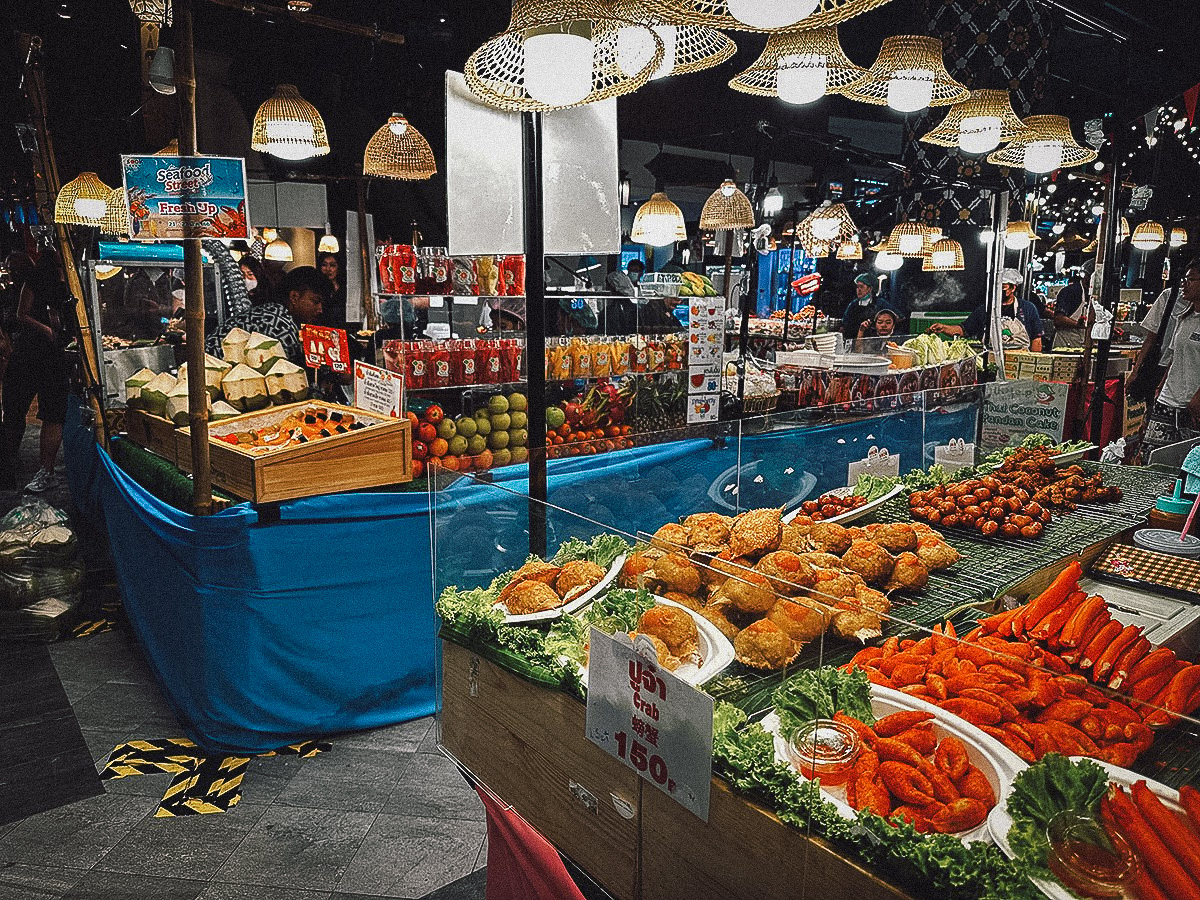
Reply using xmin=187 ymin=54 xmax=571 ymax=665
xmin=239 ymin=255 xmax=272 ymax=307
xmin=317 ymin=252 xmax=347 ymax=326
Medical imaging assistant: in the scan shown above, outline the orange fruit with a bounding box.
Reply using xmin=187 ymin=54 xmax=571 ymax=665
xmin=430 ymin=437 xmax=449 ymax=457
xmin=475 ymin=449 xmax=494 ymax=470
xmin=439 ymin=454 xmax=460 ymax=471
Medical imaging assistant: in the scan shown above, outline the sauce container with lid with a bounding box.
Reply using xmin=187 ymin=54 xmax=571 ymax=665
xmin=786 ymin=718 xmax=860 ymax=787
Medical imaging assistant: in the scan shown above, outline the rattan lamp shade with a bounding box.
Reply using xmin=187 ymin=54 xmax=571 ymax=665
xmin=885 ymin=221 xmax=929 ymax=258
xmin=611 ymin=1 xmax=735 ymax=79
xmin=129 ymin=0 xmax=171 ymax=24
xmin=700 ymin=180 xmax=755 ymax=229
xmin=1171 ymin=227 xmax=1189 ymax=248
xmin=836 ymin=239 xmax=863 ymax=260
xmin=465 ymin=0 xmax=664 ymax=112
xmin=797 ymin=202 xmax=857 ymax=253
xmin=251 ymin=84 xmax=330 ymax=160
xmin=922 ymin=237 xmax=965 ymax=271
xmin=99 ymin=188 xmax=132 ymax=236
xmin=55 ymin=172 xmax=113 ymax=225
xmin=156 ymin=138 xmax=179 ymax=156
xmin=363 ymin=115 xmax=437 ymax=180
xmin=920 ymin=89 xmax=1031 ymax=151
xmin=632 ymin=191 xmax=687 ymax=244
xmin=842 ymin=35 xmax=968 ymax=111
xmin=986 ymin=115 xmax=1096 ymax=172
xmin=1131 ymin=221 xmax=1165 ymax=251
xmin=643 ymin=0 xmax=895 ymax=33
xmin=1005 ymin=220 xmax=1039 ymax=250
xmin=729 ymin=26 xmax=866 ymax=102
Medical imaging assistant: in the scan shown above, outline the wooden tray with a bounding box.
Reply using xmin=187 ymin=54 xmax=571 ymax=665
xmin=176 ymin=402 xmax=412 ymax=503
xmin=123 ymin=408 xmax=181 ymax=464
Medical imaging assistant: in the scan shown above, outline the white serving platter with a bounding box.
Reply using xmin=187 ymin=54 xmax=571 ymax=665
xmin=782 ymin=483 xmax=905 ymax=525
xmin=494 ymin=553 xmax=626 ymax=625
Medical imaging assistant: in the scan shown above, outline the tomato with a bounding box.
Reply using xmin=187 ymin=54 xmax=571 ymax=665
xmin=424 ymin=404 xmax=445 ymax=424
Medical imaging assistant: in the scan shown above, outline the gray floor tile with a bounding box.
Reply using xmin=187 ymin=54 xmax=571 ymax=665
xmin=61 ymin=870 xmax=207 ymax=900
xmin=336 ymin=813 xmax=487 ymax=899
xmin=59 ymin=679 xmax=102 ymax=704
xmin=417 ymin=721 xmax=441 ymax=754
xmin=274 ymin=746 xmax=412 ymax=814
xmin=335 ymin=717 xmax=432 ymax=753
xmin=94 ymin=802 xmax=267 ymax=880
xmin=100 ymin=771 xmax=176 ymax=799
xmin=0 ymin=792 xmax=154 ymax=869
xmin=474 ymin=837 xmax=488 ymax=872
xmin=0 ymin=862 xmax=85 ymax=900
xmin=80 ymin=726 xmax=130 ymax=765
xmin=69 ymin=682 xmax=173 ymax=732
xmin=200 ymin=885 xmax=331 ymax=900
xmin=212 ymin=806 xmax=376 ymax=892
xmin=411 ymin=869 xmax=487 ymax=900
xmin=382 ymin=753 xmax=482 ymax=821
xmin=239 ymin=753 xmax=306 ymax=804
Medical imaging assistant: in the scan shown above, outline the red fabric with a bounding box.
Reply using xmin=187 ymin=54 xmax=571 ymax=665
xmin=472 ymin=784 xmax=588 ymax=900
xmin=1186 ymin=83 xmax=1200 ymax=125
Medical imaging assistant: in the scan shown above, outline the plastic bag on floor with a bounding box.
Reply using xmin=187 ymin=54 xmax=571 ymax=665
xmin=0 ymin=499 xmax=85 ymax=640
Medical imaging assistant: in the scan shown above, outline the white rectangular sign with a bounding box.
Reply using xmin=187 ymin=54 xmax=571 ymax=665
xmin=353 ymin=361 xmax=403 ymax=419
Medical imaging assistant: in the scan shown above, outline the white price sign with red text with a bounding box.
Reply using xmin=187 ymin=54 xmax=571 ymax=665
xmin=585 ymin=627 xmax=713 ymax=821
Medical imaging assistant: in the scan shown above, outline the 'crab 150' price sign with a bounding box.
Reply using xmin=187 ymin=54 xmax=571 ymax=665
xmin=585 ymin=627 xmax=714 ymax=821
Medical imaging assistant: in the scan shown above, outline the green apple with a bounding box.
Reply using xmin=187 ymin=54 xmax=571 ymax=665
xmin=546 ymin=406 xmax=566 ymax=430
xmin=436 ymin=418 xmax=457 ymax=441
xmin=488 ymin=430 xmax=510 ymax=450
xmin=467 ymin=434 xmax=487 ymax=455
xmin=507 ymin=392 xmax=528 ymax=412
xmin=473 ymin=415 xmax=491 ymax=436
xmin=509 ymin=410 xmax=528 ymax=429
xmin=455 ymin=416 xmax=477 ymax=438
xmin=509 ymin=428 xmax=528 ymax=448
xmin=491 ymin=448 xmax=512 ymax=467
xmin=510 ymin=446 xmax=528 ymax=464
xmin=488 ymin=394 xmax=509 ymax=415
xmin=448 ymin=435 xmax=469 ymax=456
xmin=491 ymin=412 xmax=511 ymax=432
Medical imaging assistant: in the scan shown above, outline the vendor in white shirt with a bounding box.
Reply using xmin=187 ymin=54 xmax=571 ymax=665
xmin=1142 ymin=259 xmax=1200 ymax=453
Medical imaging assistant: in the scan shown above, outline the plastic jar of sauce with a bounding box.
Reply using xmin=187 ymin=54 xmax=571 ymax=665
xmin=786 ymin=719 xmax=860 ymax=787
xmin=1045 ymin=811 xmax=1136 ymax=899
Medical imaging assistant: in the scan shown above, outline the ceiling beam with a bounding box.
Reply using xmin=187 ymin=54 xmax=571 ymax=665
xmin=201 ymin=0 xmax=405 ymax=46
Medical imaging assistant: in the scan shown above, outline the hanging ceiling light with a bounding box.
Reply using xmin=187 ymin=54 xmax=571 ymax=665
xmin=287 ymin=0 xmax=313 ymax=9
xmin=95 ymin=264 xmax=123 ymax=280
xmin=264 ymin=237 xmax=294 ymax=262
xmin=836 ymin=238 xmax=863 ymax=260
xmin=729 ymin=25 xmax=866 ymax=106
xmin=1004 ymin=220 xmax=1039 ymax=251
xmin=874 ymin=249 xmax=903 ymax=271
xmin=466 ymin=1 xmax=663 ymax=112
xmin=923 ymin=237 xmax=965 ymax=271
xmin=261 ymin=227 xmax=279 ymax=243
xmin=643 ymin=0 xmax=894 ymax=33
xmin=1131 ymin=221 xmax=1165 ymax=251
xmin=920 ymin=89 xmax=1030 ymax=155
xmin=156 ymin=138 xmax=180 ymax=156
xmin=128 ymin=0 xmax=171 ymax=25
xmin=612 ymin=1 xmax=735 ymax=81
xmin=318 ymin=224 xmax=339 ymax=254
xmin=842 ymin=35 xmax=969 ymax=114
xmin=762 ymin=185 xmax=784 ymax=217
xmin=699 ymin=180 xmax=755 ymax=230
xmin=797 ymin=202 xmax=858 ymax=253
xmin=99 ymin=187 xmax=132 ymax=237
xmin=54 ymin=172 xmax=112 ymax=224
xmin=251 ymin=84 xmax=330 ymax=161
xmin=886 ymin=221 xmax=929 ymax=257
xmin=1170 ymin=227 xmax=1189 ymax=248
xmin=147 ymin=45 xmax=175 ymax=95
xmin=631 ymin=191 xmax=687 ymax=245
xmin=363 ymin=114 xmax=437 ymax=180
xmin=987 ymin=115 xmax=1096 ymax=174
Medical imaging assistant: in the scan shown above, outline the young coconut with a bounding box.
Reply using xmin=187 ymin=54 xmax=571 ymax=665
xmin=165 ymin=379 xmax=211 ymax=426
xmin=177 ymin=354 xmax=232 ymax=402
xmin=139 ymin=372 xmax=178 ymax=419
xmin=264 ymin=359 xmax=309 ymax=405
xmin=220 ymin=326 xmax=252 ymax=365
xmin=221 ymin=363 xmax=270 ymax=412
xmin=210 ymin=400 xmax=241 ymax=422
xmin=124 ymin=367 xmax=156 ymax=409
xmin=243 ymin=331 xmax=285 ymax=373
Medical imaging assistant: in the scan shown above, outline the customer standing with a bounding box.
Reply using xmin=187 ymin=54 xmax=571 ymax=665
xmin=1053 ymin=274 xmax=1088 ymax=348
xmin=318 ymin=252 xmax=347 ymax=326
xmin=841 ymin=273 xmax=878 ymax=341
xmin=1142 ymin=258 xmax=1200 ymax=453
xmin=3 ymin=247 xmax=73 ymax=493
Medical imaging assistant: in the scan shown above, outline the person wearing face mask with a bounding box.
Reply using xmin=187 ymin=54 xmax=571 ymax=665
xmin=239 ymin=256 xmax=271 ymax=306
xmin=930 ymin=268 xmax=1043 ymax=352
xmin=841 ymin=273 xmax=878 ymax=341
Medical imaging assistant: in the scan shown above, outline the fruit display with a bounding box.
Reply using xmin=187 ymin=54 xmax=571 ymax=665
xmin=679 ymin=271 xmax=718 ymax=297
xmin=213 ymin=404 xmax=376 ymax=455
xmin=617 ymin=509 xmax=961 ymax=670
xmin=546 ymin=334 xmax=685 ymax=381
xmin=545 ymin=382 xmax=635 ymax=459
xmin=410 ymin=392 xmax=531 ymax=477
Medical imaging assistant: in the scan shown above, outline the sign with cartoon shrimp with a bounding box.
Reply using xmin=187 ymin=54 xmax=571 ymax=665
xmin=121 ymin=155 xmax=250 ymax=241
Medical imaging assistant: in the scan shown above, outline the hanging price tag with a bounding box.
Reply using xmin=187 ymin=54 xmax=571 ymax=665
xmin=585 ymin=628 xmax=713 ymax=822
xmin=847 ymin=446 xmax=900 ymax=485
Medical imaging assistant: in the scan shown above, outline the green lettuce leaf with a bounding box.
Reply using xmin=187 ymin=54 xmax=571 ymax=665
xmin=772 ymin=666 xmax=875 ymax=735
xmin=1006 ymin=753 xmax=1109 ymax=880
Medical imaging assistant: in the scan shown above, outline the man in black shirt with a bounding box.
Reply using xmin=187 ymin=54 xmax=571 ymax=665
xmin=841 ymin=273 xmax=877 ymax=340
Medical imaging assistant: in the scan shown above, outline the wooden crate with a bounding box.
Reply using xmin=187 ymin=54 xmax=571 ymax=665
xmin=123 ymin=408 xmax=181 ymax=463
xmin=176 ymin=402 xmax=412 ymax=503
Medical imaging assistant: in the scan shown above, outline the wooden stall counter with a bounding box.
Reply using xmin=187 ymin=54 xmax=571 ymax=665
xmin=440 ymin=641 xmax=914 ymax=900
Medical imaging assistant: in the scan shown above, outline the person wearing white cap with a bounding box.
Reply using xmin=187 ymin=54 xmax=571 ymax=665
xmin=929 ymin=268 xmax=1043 ymax=352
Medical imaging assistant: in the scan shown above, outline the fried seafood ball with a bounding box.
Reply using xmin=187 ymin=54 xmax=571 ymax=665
xmin=830 ymin=607 xmax=884 ymax=643
xmin=766 ymin=599 xmax=828 ymax=644
xmin=497 ymin=579 xmax=562 ymax=615
xmin=662 ymin=591 xmax=703 ymax=612
xmin=712 ymin=570 xmax=778 ymax=615
xmin=650 ymin=523 xmax=690 ymax=552
xmin=638 ymin=604 xmax=700 ymax=658
xmin=808 ymin=567 xmax=864 ymax=601
xmin=683 ymin=512 xmax=732 ymax=552
xmin=754 ymin=551 xmax=817 ymax=595
xmin=618 ymin=552 xmax=655 ymax=589
xmin=705 ymin=549 xmax=755 ymax=585
xmin=809 ymin=522 xmax=852 ymax=556
xmin=779 ymin=522 xmax=813 ymax=554
xmin=884 ymin=552 xmax=929 ymax=592
xmin=911 ymin=522 xmax=938 ymax=539
xmin=853 ymin=585 xmax=891 ymax=615
xmin=841 ymin=539 xmax=895 ymax=586
xmin=699 ymin=599 xmax=742 ymax=642
xmin=864 ymin=523 xmax=918 ymax=554
xmin=647 ymin=553 xmax=702 ymax=597
xmin=915 ymin=535 xmax=961 ymax=571
xmin=509 ymin=559 xmax=562 ymax=586
xmin=556 ymin=560 xmax=606 ymax=599
xmin=796 ymin=552 xmax=844 ymax=570
xmin=628 ymin=632 xmax=681 ymax=671
xmin=729 ymin=507 xmax=783 ymax=559
xmin=734 ymin=619 xmax=799 ymax=670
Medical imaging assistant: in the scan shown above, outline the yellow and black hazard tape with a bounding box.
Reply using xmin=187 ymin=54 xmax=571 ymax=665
xmin=101 ymin=736 xmax=332 ymax=816
xmin=71 ymin=618 xmax=114 ymax=638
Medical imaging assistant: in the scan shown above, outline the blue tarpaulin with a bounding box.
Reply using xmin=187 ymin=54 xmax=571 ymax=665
xmin=65 ymin=398 xmax=978 ymax=753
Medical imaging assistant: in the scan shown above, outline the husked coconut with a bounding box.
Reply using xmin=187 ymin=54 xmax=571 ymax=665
xmin=221 ymin=326 xmax=252 ymax=365
xmin=124 ymin=367 xmax=156 ymax=409
xmin=139 ymin=372 xmax=178 ymax=419
xmin=264 ymin=359 xmax=309 ymax=404
xmin=243 ymin=331 xmax=284 ymax=373
xmin=210 ymin=400 xmax=240 ymax=422
xmin=221 ymin=363 xmax=269 ymax=412
xmin=165 ymin=380 xmax=211 ymax=426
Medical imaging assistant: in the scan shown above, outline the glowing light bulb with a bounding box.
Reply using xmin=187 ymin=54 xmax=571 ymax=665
xmin=1005 ymin=232 xmax=1031 ymax=251
xmin=898 ymin=233 xmax=925 ymax=255
xmin=726 ymin=0 xmax=820 ymax=30
xmin=875 ymin=250 xmax=902 ymax=271
xmin=958 ymin=116 xmax=1003 ymax=154
xmin=1024 ymin=140 xmax=1064 ymax=174
xmin=74 ymin=197 xmax=107 ymax=219
xmin=887 ymin=69 xmax=935 ymax=113
xmin=617 ymin=24 xmax=675 ymax=80
xmin=811 ymin=215 xmax=841 ymax=242
xmin=762 ymin=187 xmax=783 ymax=217
xmin=776 ymin=54 xmax=828 ymax=105
xmin=523 ymin=27 xmax=594 ymax=107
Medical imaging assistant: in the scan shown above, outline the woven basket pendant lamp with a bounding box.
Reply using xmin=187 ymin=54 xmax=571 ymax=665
xmin=466 ymin=0 xmax=664 ymax=112
xmin=885 ymin=221 xmax=929 ymax=258
xmin=363 ymin=115 xmax=437 ymax=180
xmin=923 ymin=237 xmax=965 ymax=271
xmin=797 ymin=202 xmax=857 ymax=254
xmin=643 ymin=0 xmax=895 ymax=33
xmin=842 ymin=35 xmax=968 ymax=113
xmin=611 ymin=0 xmax=735 ymax=80
xmin=836 ymin=238 xmax=862 ymax=260
xmin=55 ymin=172 xmax=113 ymax=225
xmin=1004 ymin=221 xmax=1039 ymax=251
xmin=986 ymin=115 xmax=1096 ymax=173
xmin=128 ymin=0 xmax=171 ymax=24
xmin=99 ymin=187 xmax=132 ymax=237
xmin=632 ymin=191 xmax=687 ymax=245
xmin=920 ymin=89 xmax=1031 ymax=154
xmin=1131 ymin=221 xmax=1165 ymax=251
xmin=252 ymin=84 xmax=330 ymax=161
xmin=1171 ymin=227 xmax=1188 ymax=249
xmin=700 ymin=180 xmax=755 ymax=230
xmin=729 ymin=25 xmax=866 ymax=105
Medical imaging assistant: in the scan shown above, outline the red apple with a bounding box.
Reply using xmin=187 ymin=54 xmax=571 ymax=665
xmin=412 ymin=440 xmax=429 ymax=460
xmin=417 ymin=422 xmax=437 ymax=444
xmin=424 ymin=404 xmax=445 ymax=424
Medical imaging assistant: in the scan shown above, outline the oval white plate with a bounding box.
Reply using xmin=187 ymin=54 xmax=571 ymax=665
xmin=782 ymin=483 xmax=905 ymax=525
xmin=494 ymin=553 xmax=626 ymax=625
xmin=762 ymin=683 xmax=1024 ymax=844
xmin=987 ymin=758 xmax=1182 ymax=900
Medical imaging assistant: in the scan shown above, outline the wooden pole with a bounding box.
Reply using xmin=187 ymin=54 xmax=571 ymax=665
xmin=176 ymin=0 xmax=212 ymax=516
xmin=201 ymin=0 xmax=405 ymax=45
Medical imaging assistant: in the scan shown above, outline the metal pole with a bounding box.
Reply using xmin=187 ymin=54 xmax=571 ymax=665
xmin=781 ymin=204 xmax=799 ymax=347
xmin=523 ymin=112 xmax=547 ymax=558
xmin=176 ymin=0 xmax=212 ymax=516
xmin=356 ymin=180 xmax=377 ymax=331
xmin=989 ymin=191 xmax=1010 ymax=377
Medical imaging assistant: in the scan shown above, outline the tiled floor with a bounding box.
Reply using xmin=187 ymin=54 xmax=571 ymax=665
xmin=0 ymin=627 xmax=488 ymax=900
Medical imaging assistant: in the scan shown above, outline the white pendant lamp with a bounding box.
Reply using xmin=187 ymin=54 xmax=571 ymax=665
xmin=842 ymin=36 xmax=968 ymax=114
xmin=1170 ymin=227 xmax=1189 ymax=249
xmin=55 ymin=172 xmax=112 ymax=224
xmin=524 ymin=23 xmax=595 ymax=106
xmin=726 ymin=0 xmax=820 ymax=30
xmin=762 ymin=186 xmax=784 ymax=217
xmin=921 ymin=90 xmax=1031 ymax=155
xmin=631 ymin=191 xmax=687 ymax=246
xmin=730 ymin=26 xmax=866 ymax=107
xmin=1131 ymin=221 xmax=1165 ymax=252
xmin=874 ymin=249 xmax=903 ymax=271
xmin=264 ymin=237 xmax=294 ymax=262
xmin=612 ymin=2 xmax=735 ymax=81
xmin=987 ymin=115 xmax=1096 ymax=173
xmin=318 ymin=225 xmax=339 ymax=254
xmin=1004 ymin=221 xmax=1038 ymax=251
xmin=251 ymin=84 xmax=330 ymax=161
